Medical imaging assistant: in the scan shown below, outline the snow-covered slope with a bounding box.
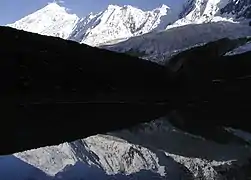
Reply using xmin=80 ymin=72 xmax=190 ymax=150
xmin=68 ymin=4 xmax=178 ymax=46
xmin=7 ymin=3 xmax=79 ymax=39
xmin=104 ymin=21 xmax=251 ymax=64
xmin=7 ymin=2 xmax=178 ymax=46
xmin=170 ymin=0 xmax=251 ymax=28
xmin=173 ymin=0 xmax=230 ymax=26
xmin=0 ymin=117 xmax=249 ymax=180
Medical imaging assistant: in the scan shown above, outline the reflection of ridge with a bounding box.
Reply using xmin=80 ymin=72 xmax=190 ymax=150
xmin=0 ymin=155 xmax=167 ymax=180
xmin=111 ymin=117 xmax=251 ymax=161
xmin=54 ymin=161 xmax=167 ymax=180
xmin=8 ymin=103 xmax=170 ymax=156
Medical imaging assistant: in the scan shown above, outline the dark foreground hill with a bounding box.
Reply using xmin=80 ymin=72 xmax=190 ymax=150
xmin=0 ymin=26 xmax=251 ymax=154
xmin=166 ymin=37 xmax=251 ymax=141
xmin=0 ymin=26 xmax=175 ymax=155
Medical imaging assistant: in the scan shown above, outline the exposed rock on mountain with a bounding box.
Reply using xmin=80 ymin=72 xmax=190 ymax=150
xmin=220 ymin=0 xmax=251 ymax=19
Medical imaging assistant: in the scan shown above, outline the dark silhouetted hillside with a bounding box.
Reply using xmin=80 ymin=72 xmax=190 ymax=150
xmin=0 ymin=26 xmax=251 ymax=155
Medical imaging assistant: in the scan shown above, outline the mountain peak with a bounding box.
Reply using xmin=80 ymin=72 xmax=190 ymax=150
xmin=122 ymin=5 xmax=139 ymax=9
xmin=7 ymin=2 xmax=79 ymax=39
xmin=158 ymin=4 xmax=170 ymax=10
xmin=44 ymin=2 xmax=67 ymax=12
xmin=153 ymin=4 xmax=170 ymax=14
xmin=106 ymin=4 xmax=139 ymax=11
xmin=46 ymin=2 xmax=62 ymax=8
xmin=107 ymin=4 xmax=121 ymax=10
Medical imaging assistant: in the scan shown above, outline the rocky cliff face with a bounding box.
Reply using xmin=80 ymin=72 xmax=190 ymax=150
xmin=220 ymin=0 xmax=251 ymax=19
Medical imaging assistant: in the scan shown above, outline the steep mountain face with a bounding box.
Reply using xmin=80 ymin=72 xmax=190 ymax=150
xmin=220 ymin=0 xmax=251 ymax=19
xmin=7 ymin=3 xmax=79 ymax=39
xmin=169 ymin=0 xmax=251 ymax=28
xmin=176 ymin=0 xmax=229 ymax=25
xmin=68 ymin=4 xmax=177 ymax=46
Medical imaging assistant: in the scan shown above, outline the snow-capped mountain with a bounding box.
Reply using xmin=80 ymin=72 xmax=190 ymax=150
xmin=175 ymin=0 xmax=230 ymax=25
xmin=7 ymin=0 xmax=251 ymax=47
xmin=101 ymin=0 xmax=251 ymax=64
xmin=170 ymin=0 xmax=251 ymax=27
xmin=7 ymin=3 xmax=79 ymax=39
xmin=7 ymin=2 xmax=178 ymax=46
xmin=68 ymin=4 xmax=178 ymax=46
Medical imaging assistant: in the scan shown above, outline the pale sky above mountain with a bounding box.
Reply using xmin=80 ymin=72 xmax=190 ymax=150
xmin=0 ymin=0 xmax=185 ymax=25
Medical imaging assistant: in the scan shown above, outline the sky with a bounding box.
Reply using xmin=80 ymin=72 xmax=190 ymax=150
xmin=0 ymin=0 xmax=185 ymax=25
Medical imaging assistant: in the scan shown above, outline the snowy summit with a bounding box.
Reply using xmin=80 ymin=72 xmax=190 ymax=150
xmin=7 ymin=2 xmax=79 ymax=39
xmin=8 ymin=2 xmax=177 ymax=46
xmin=7 ymin=0 xmax=251 ymax=46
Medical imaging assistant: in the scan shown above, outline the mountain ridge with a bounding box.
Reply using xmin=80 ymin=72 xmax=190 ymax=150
xmin=68 ymin=3 xmax=176 ymax=46
xmin=7 ymin=1 xmax=251 ymax=46
xmin=7 ymin=2 xmax=176 ymax=46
